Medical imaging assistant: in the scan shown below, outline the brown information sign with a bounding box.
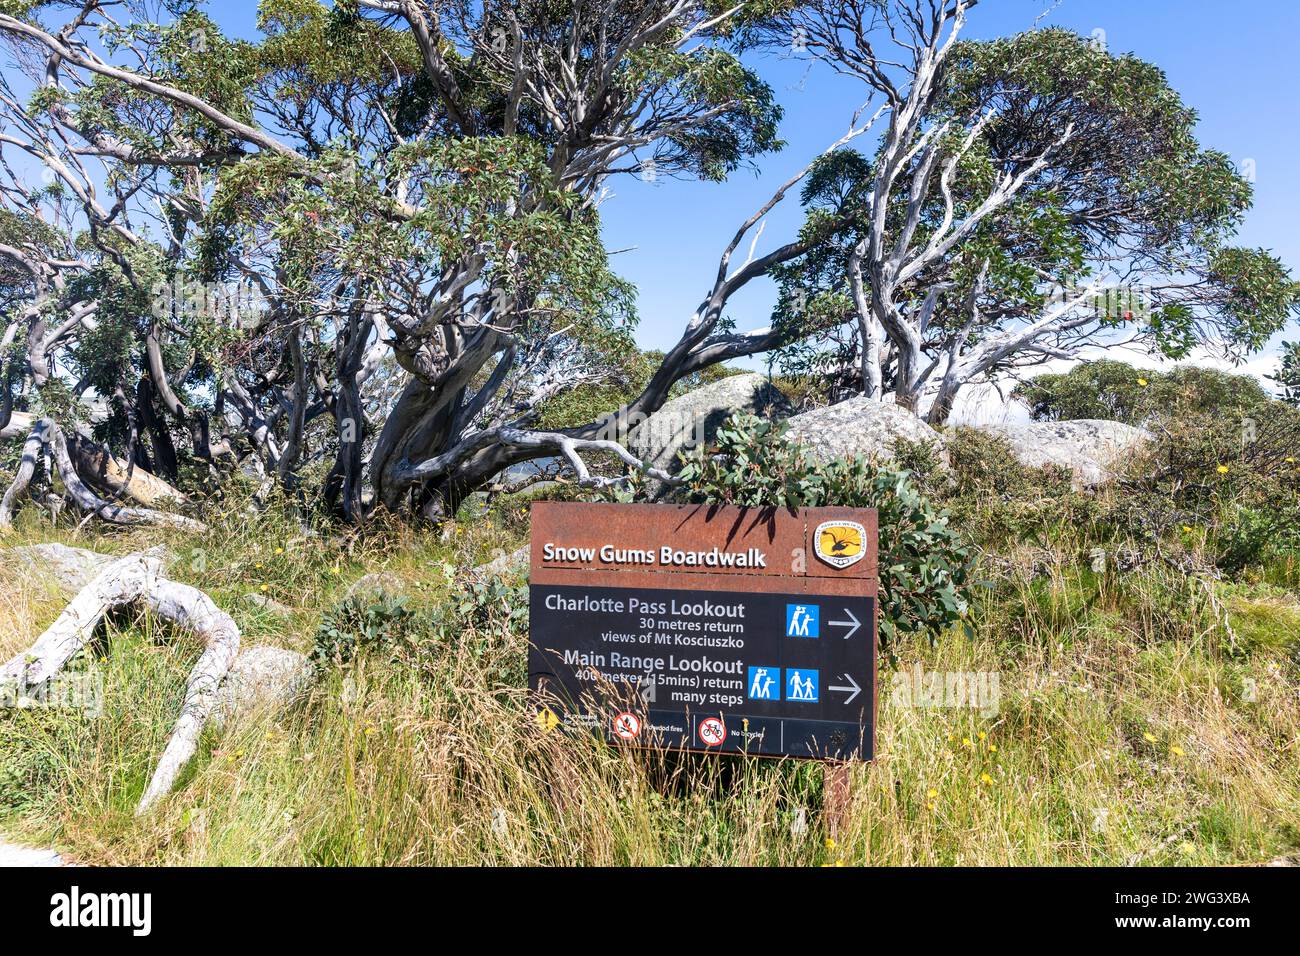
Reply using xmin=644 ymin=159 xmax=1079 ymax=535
xmin=528 ymin=502 xmax=877 ymax=760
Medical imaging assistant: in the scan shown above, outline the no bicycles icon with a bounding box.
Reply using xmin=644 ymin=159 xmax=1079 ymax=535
xmin=698 ymin=717 xmax=727 ymax=747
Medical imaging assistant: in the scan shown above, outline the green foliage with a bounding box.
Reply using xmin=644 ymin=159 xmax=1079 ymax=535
xmin=924 ymin=427 xmax=1099 ymax=550
xmin=0 ymin=721 xmax=60 ymax=815
xmin=536 ymin=349 xmax=657 ymax=432
xmin=1015 ymin=360 xmax=1272 ymax=425
xmin=0 ymin=0 xmax=41 ymax=18
xmin=676 ymin=413 xmax=973 ymax=645
xmin=312 ymin=575 xmax=528 ymax=680
xmin=1268 ymin=341 xmax=1300 ymax=406
xmin=202 ymin=136 xmax=634 ymax=349
xmin=257 ymin=0 xmax=422 ymax=90
xmin=621 ymin=45 xmax=783 ymax=180
xmin=776 ymin=27 xmax=1298 ymax=394
xmin=943 ymin=29 xmax=1250 ymax=241
xmin=1205 ymin=248 xmax=1300 ymax=351
xmin=1120 ymin=401 xmax=1300 ymax=573
xmin=311 ymin=593 xmax=419 ymax=667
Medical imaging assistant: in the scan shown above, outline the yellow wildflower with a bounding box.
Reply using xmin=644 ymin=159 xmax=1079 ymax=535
xmin=1143 ymin=732 xmax=1157 ymax=743
xmin=1137 ymin=377 xmax=1148 ymax=387
xmin=1217 ymin=464 xmax=1230 ymax=474
xmin=927 ymin=788 xmax=939 ymax=799
xmin=1171 ymin=745 xmax=1185 ymax=757
xmin=980 ymin=773 xmax=993 ymax=785
xmin=824 ymin=837 xmax=836 ymax=850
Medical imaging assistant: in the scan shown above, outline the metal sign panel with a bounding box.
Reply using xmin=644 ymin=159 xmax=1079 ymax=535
xmin=528 ymin=502 xmax=877 ymax=760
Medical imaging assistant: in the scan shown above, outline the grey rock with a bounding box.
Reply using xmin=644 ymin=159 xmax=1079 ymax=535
xmin=5 ymin=543 xmax=117 ymax=593
xmin=976 ymin=419 xmax=1150 ymax=488
xmin=344 ymin=571 xmax=404 ymax=599
xmin=472 ymin=545 xmax=529 ymax=581
xmin=628 ymin=373 xmax=792 ymax=479
xmin=0 ymin=840 xmax=65 ymax=867
xmin=213 ymin=645 xmax=313 ymax=727
xmin=784 ymin=396 xmax=946 ymax=464
xmin=242 ymin=592 xmax=293 ymax=615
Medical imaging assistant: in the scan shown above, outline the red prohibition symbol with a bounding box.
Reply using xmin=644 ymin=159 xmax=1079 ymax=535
xmin=698 ymin=717 xmax=727 ymax=747
xmin=613 ymin=711 xmax=641 ymax=740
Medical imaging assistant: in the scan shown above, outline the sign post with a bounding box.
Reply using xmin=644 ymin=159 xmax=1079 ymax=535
xmin=528 ymin=502 xmax=877 ymax=762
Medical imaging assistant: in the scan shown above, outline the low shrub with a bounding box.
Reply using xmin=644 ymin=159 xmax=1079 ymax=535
xmin=311 ymin=593 xmax=420 ymax=667
xmin=675 ymin=413 xmax=973 ymax=646
xmin=311 ymin=576 xmax=528 ymax=685
xmin=1119 ymin=402 xmax=1300 ymax=573
xmin=1014 ymin=360 xmax=1272 ymax=425
xmin=900 ymin=428 xmax=1098 ymax=549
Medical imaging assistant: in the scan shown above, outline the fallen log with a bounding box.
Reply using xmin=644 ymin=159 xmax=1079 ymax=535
xmin=66 ymin=431 xmax=188 ymax=508
xmin=0 ymin=418 xmax=205 ymax=532
xmin=0 ymin=550 xmax=240 ymax=814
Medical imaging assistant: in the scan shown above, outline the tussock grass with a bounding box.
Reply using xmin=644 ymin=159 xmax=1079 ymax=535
xmin=1 ymin=494 xmax=1298 ymax=866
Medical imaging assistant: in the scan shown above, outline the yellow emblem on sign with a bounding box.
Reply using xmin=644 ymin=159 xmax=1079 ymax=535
xmin=814 ymin=520 xmax=866 ymax=570
xmin=535 ymin=707 xmax=560 ymax=732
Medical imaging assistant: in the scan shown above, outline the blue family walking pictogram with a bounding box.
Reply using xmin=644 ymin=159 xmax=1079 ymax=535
xmin=786 ymin=668 xmax=819 ymax=702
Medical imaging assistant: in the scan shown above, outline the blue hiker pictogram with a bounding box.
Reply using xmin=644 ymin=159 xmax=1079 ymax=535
xmin=785 ymin=603 xmax=819 ymax=638
xmin=747 ymin=666 xmax=780 ymax=700
xmin=786 ymin=668 xmax=819 ymax=702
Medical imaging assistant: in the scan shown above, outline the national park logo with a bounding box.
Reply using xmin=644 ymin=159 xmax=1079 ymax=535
xmin=814 ymin=520 xmax=866 ymax=569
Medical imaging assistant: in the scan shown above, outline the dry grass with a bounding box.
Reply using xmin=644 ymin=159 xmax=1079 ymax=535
xmin=1 ymin=501 xmax=1298 ymax=866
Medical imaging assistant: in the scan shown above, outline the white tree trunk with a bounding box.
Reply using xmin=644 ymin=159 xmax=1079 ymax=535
xmin=848 ymin=249 xmax=883 ymax=400
xmin=0 ymin=550 xmax=241 ymax=814
xmin=0 ymin=420 xmax=49 ymax=529
xmin=67 ymin=432 xmax=188 ymax=507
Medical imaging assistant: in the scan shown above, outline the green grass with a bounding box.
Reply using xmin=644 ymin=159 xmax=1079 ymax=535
xmin=1 ymin=498 xmax=1298 ymax=866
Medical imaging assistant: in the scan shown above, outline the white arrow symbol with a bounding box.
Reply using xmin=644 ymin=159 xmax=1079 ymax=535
xmin=829 ymin=673 xmax=862 ymax=705
xmin=829 ymin=608 xmax=861 ymax=639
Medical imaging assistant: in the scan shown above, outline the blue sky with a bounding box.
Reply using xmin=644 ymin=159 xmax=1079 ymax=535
xmin=212 ymin=2 xmax=1300 ymax=377
xmin=598 ymin=0 xmax=1300 ymax=357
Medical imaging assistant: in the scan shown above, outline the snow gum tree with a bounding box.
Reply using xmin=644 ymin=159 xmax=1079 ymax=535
xmin=747 ymin=2 xmax=1299 ymax=419
xmin=0 ymin=0 xmax=1294 ymax=525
